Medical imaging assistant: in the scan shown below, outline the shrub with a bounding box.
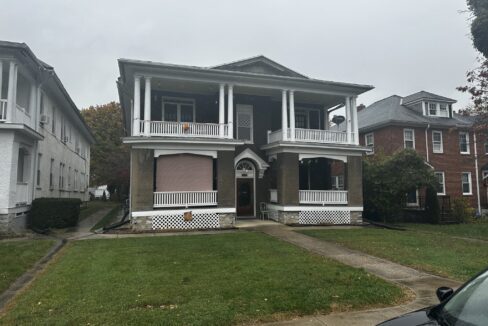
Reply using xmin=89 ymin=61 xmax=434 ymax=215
xmin=425 ymin=186 xmax=440 ymax=224
xmin=28 ymin=198 xmax=82 ymax=230
xmin=452 ymin=197 xmax=475 ymax=223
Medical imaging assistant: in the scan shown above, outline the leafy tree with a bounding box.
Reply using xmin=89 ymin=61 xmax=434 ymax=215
xmin=81 ymin=102 xmax=129 ymax=201
xmin=467 ymin=0 xmax=488 ymax=58
xmin=363 ymin=149 xmax=438 ymax=223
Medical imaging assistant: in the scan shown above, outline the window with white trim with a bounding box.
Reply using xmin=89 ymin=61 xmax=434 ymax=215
xmin=406 ymin=189 xmax=419 ymax=206
xmin=432 ymin=131 xmax=443 ymax=153
xmin=461 ymin=172 xmax=472 ymax=195
xmin=459 ymin=132 xmax=470 ymax=154
xmin=439 ymin=104 xmax=449 ymax=117
xmin=404 ymin=129 xmax=415 ymax=149
xmin=162 ymin=97 xmax=195 ymax=122
xmin=37 ymin=153 xmax=42 ymax=187
xmin=295 ymin=108 xmax=320 ymax=129
xmin=434 ymin=171 xmax=445 ymax=195
xmin=365 ymin=133 xmax=374 ymax=154
xmin=428 ymin=103 xmax=437 ymax=116
xmin=236 ymin=105 xmax=253 ymax=142
xmin=331 ymin=175 xmax=344 ymax=190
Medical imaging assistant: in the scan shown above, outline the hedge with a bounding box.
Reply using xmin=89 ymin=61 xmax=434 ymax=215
xmin=28 ymin=198 xmax=82 ymax=230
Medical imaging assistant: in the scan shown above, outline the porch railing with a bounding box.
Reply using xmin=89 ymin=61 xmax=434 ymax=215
xmin=16 ymin=104 xmax=32 ymax=127
xmin=0 ymin=100 xmax=7 ymax=121
xmin=153 ymin=190 xmax=218 ymax=208
xmin=299 ymin=190 xmax=348 ymax=204
xmin=267 ymin=128 xmax=355 ymax=145
xmin=16 ymin=183 xmax=30 ymax=205
xmin=269 ymin=189 xmax=278 ymax=203
xmin=139 ymin=121 xmax=229 ymax=138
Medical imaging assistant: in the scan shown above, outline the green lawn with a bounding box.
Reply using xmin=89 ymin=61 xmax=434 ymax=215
xmin=0 ymin=239 xmax=56 ymax=293
xmin=0 ymin=233 xmax=406 ymax=325
xmin=79 ymin=200 xmax=117 ymax=221
xmin=299 ymin=228 xmax=488 ymax=282
xmin=400 ymin=223 xmax=488 ymax=241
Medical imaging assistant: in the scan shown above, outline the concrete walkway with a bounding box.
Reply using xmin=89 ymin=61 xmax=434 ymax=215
xmin=65 ymin=207 xmax=114 ymax=240
xmin=245 ymin=223 xmax=462 ymax=326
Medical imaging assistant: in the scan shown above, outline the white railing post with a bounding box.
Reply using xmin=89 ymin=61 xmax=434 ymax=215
xmin=219 ymin=84 xmax=225 ymax=137
xmin=299 ymin=190 xmax=348 ymax=204
xmin=153 ymin=190 xmax=218 ymax=208
xmin=281 ymin=89 xmax=288 ymax=141
xmin=133 ymin=76 xmax=141 ymax=136
xmin=144 ymin=77 xmax=151 ymax=136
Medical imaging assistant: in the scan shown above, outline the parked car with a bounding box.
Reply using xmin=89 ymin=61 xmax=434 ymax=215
xmin=378 ymin=268 xmax=488 ymax=325
xmin=92 ymin=185 xmax=110 ymax=200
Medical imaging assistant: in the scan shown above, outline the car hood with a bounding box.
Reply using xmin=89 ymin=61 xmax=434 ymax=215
xmin=377 ymin=309 xmax=439 ymax=326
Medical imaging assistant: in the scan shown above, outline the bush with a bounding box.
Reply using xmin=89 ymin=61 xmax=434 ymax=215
xmin=28 ymin=198 xmax=82 ymax=230
xmin=452 ymin=197 xmax=475 ymax=223
xmin=425 ymin=186 xmax=440 ymax=224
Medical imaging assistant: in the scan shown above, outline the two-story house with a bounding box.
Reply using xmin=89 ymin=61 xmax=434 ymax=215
xmin=357 ymin=91 xmax=487 ymax=213
xmin=117 ymin=55 xmax=372 ymax=230
xmin=0 ymin=41 xmax=94 ymax=233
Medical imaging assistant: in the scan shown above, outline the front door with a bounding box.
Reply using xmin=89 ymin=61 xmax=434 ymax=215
xmin=236 ymin=178 xmax=254 ymax=216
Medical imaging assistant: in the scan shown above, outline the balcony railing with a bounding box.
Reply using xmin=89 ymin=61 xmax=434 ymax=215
xmin=267 ymin=128 xmax=356 ymax=145
xmin=299 ymin=190 xmax=348 ymax=205
xmin=153 ymin=190 xmax=218 ymax=208
xmin=139 ymin=121 xmax=229 ymax=138
xmin=16 ymin=183 xmax=31 ymax=206
xmin=269 ymin=189 xmax=278 ymax=203
xmin=0 ymin=99 xmax=7 ymax=121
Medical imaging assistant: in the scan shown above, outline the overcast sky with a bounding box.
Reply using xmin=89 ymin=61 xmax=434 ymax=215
xmin=0 ymin=0 xmax=479 ymax=110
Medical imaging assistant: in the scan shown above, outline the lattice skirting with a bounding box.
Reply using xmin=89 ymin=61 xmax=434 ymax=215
xmin=298 ymin=210 xmax=351 ymax=225
xmin=152 ymin=212 xmax=220 ymax=230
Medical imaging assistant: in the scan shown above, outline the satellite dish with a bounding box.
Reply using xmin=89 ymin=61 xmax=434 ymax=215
xmin=332 ymin=115 xmax=345 ymax=125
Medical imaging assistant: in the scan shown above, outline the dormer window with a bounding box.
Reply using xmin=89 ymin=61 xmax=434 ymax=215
xmin=425 ymin=102 xmax=450 ymax=117
xmin=439 ymin=104 xmax=448 ymax=117
xmin=428 ymin=103 xmax=437 ymax=116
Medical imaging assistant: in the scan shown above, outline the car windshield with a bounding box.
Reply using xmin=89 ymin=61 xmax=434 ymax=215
xmin=440 ymin=270 xmax=488 ymax=325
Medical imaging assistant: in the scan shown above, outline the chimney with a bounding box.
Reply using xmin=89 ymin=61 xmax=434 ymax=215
xmin=357 ymin=104 xmax=366 ymax=112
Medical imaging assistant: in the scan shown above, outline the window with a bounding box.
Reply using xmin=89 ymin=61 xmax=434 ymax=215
xmin=428 ymin=103 xmax=437 ymax=116
xmin=59 ymin=163 xmax=65 ymax=189
xmin=68 ymin=166 xmax=71 ymax=189
xmin=61 ymin=117 xmax=67 ymax=142
xmin=17 ymin=148 xmax=26 ymax=183
xmin=39 ymin=93 xmax=45 ymax=127
xmin=434 ymin=172 xmax=445 ymax=195
xmin=439 ymin=104 xmax=449 ymax=117
xmin=50 ymin=159 xmax=54 ymax=189
xmin=236 ymin=105 xmax=253 ymax=142
xmin=404 ymin=129 xmax=415 ymax=149
xmin=294 ymin=109 xmax=320 ymax=129
xmin=459 ymin=132 xmax=470 ymax=154
xmin=37 ymin=153 xmax=42 ymax=187
xmin=331 ymin=175 xmax=344 ymax=190
xmin=432 ymin=131 xmax=443 ymax=153
xmin=52 ymin=107 xmax=56 ymax=134
xmin=365 ymin=133 xmax=374 ymax=154
xmin=461 ymin=172 xmax=472 ymax=195
xmin=406 ymin=189 xmax=419 ymax=207
xmin=162 ymin=97 xmax=195 ymax=122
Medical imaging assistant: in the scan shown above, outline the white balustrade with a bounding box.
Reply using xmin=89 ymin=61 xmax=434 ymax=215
xmin=154 ymin=191 xmax=218 ymax=208
xmin=269 ymin=189 xmax=278 ymax=203
xmin=15 ymin=104 xmax=32 ymax=127
xmin=16 ymin=183 xmax=31 ymax=205
xmin=299 ymin=190 xmax=348 ymax=205
xmin=267 ymin=130 xmax=282 ymax=143
xmin=138 ymin=121 xmax=229 ymax=138
xmin=0 ymin=100 xmax=6 ymax=121
xmin=268 ymin=128 xmax=355 ymax=145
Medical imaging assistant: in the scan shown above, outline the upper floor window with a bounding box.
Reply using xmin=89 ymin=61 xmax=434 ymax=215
xmin=52 ymin=107 xmax=56 ymax=134
xmin=365 ymin=133 xmax=374 ymax=154
xmin=428 ymin=103 xmax=437 ymax=116
xmin=426 ymin=102 xmax=450 ymax=117
xmin=404 ymin=129 xmax=415 ymax=149
xmin=295 ymin=109 xmax=320 ymax=129
xmin=434 ymin=171 xmax=445 ymax=195
xmin=162 ymin=97 xmax=195 ymax=123
xmin=236 ymin=105 xmax=253 ymax=143
xmin=439 ymin=104 xmax=449 ymax=117
xmin=459 ymin=132 xmax=470 ymax=154
xmin=461 ymin=172 xmax=472 ymax=195
xmin=331 ymin=175 xmax=344 ymax=190
xmin=37 ymin=153 xmax=42 ymax=187
xmin=432 ymin=131 xmax=443 ymax=153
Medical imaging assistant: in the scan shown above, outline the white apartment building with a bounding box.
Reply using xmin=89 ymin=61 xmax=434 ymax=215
xmin=0 ymin=41 xmax=94 ymax=233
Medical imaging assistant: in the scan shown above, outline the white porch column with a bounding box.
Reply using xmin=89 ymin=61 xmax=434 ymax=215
xmin=6 ymin=62 xmax=17 ymax=122
xmin=281 ymin=89 xmax=288 ymax=141
xmin=289 ymin=90 xmax=295 ymax=141
xmin=29 ymin=84 xmax=37 ymax=126
xmin=227 ymin=84 xmax=233 ymax=139
xmin=0 ymin=61 xmax=3 ymax=99
xmin=323 ymin=108 xmax=329 ymax=130
xmin=219 ymin=84 xmax=225 ymax=137
xmin=133 ymin=76 xmax=141 ymax=136
xmin=144 ymin=77 xmax=151 ymax=136
xmin=351 ymin=96 xmax=359 ymax=145
xmin=345 ymin=96 xmax=352 ymax=144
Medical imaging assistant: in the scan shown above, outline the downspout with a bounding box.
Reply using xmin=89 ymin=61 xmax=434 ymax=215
xmin=474 ymin=132 xmax=481 ymax=215
xmin=425 ymin=124 xmax=430 ymax=163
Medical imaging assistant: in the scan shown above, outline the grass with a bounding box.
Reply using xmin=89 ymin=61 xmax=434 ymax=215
xmin=90 ymin=205 xmax=121 ymax=231
xmin=0 ymin=233 xmax=406 ymax=325
xmin=79 ymin=201 xmax=117 ymax=221
xmin=399 ymin=222 xmax=488 ymax=241
xmin=0 ymin=239 xmax=56 ymax=293
xmin=299 ymin=228 xmax=488 ymax=282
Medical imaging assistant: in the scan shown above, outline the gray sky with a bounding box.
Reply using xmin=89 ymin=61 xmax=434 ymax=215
xmin=0 ymin=0 xmax=479 ymax=110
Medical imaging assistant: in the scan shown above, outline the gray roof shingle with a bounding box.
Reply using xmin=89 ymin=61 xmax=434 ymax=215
xmin=402 ymin=91 xmax=456 ymax=105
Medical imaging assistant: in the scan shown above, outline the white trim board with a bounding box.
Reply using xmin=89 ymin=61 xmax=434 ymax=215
xmin=154 ymin=149 xmax=217 ymax=158
xmin=132 ymin=207 xmax=236 ymax=217
xmin=266 ymin=204 xmax=363 ymax=212
xmin=234 ymin=148 xmax=269 ymax=178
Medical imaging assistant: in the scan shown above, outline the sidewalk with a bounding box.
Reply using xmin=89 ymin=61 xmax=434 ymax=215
xmin=248 ymin=224 xmax=462 ymax=326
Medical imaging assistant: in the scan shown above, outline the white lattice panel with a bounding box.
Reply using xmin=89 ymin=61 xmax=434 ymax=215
xmin=298 ymin=210 xmax=351 ymax=225
xmin=152 ymin=212 xmax=220 ymax=230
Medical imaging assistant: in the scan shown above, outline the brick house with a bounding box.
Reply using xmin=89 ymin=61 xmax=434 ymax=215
xmin=356 ymin=91 xmax=488 ymax=213
xmin=117 ymin=55 xmax=371 ymax=230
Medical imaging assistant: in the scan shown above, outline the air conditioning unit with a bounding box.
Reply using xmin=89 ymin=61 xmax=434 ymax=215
xmin=40 ymin=114 xmax=50 ymax=125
